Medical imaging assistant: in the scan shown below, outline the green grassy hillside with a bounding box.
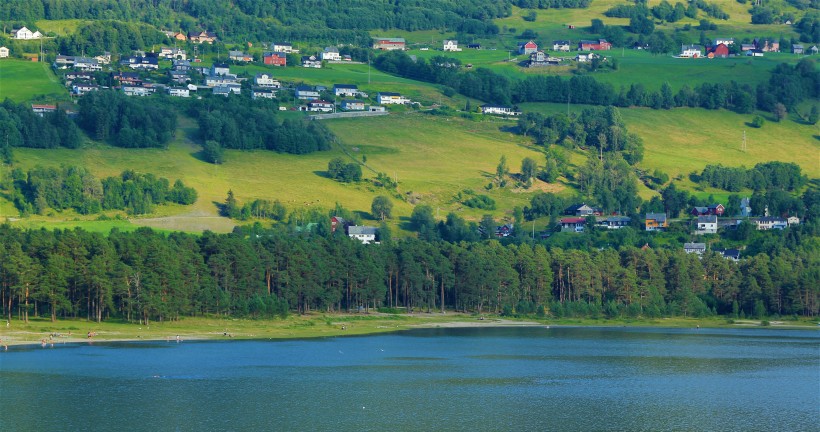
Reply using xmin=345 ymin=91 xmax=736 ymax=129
xmin=0 ymin=60 xmax=67 ymax=102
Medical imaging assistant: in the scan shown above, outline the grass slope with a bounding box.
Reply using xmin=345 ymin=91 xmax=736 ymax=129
xmin=0 ymin=60 xmax=67 ymax=102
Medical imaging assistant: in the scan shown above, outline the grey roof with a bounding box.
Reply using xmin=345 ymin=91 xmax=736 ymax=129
xmin=697 ymin=215 xmax=717 ymax=223
xmin=646 ymin=213 xmax=667 ymax=222
xmin=334 ymin=84 xmax=358 ymax=89
xmin=348 ymin=226 xmax=378 ymax=236
xmin=684 ymin=242 xmax=706 ymax=250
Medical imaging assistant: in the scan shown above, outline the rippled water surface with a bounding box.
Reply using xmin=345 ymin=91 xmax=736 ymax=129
xmin=1 ymin=326 xmax=817 ymax=431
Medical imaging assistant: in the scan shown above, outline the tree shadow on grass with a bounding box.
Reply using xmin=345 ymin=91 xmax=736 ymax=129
xmin=313 ymin=170 xmax=332 ymax=179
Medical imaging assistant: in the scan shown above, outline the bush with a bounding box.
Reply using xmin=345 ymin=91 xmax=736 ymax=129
xmin=751 ymin=115 xmax=765 ymax=128
xmin=464 ymin=194 xmax=496 ymax=210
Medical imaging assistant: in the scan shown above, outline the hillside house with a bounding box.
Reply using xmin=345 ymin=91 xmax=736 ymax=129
xmin=272 ymin=42 xmax=294 ymax=53
xmin=377 ymin=92 xmax=410 ymax=104
xmin=645 ymin=213 xmax=668 ymax=231
xmin=54 ymin=55 xmax=75 ymax=67
xmin=753 ymin=217 xmax=787 ymax=230
xmin=690 ymin=204 xmax=725 ymax=216
xmin=565 ymin=203 xmax=598 ymax=216
xmin=707 ymin=43 xmax=730 ymax=58
xmin=115 ymin=72 xmax=142 ymax=86
xmin=684 ymin=242 xmax=707 ymax=255
xmin=255 ymin=73 xmax=280 ymax=88
xmin=302 ymin=55 xmax=322 ymax=68
xmin=330 ymin=216 xmax=347 ymax=233
xmin=94 ymin=52 xmax=112 ymax=65
xmin=0 ymin=46 xmax=9 ymax=58
xmin=529 ymin=51 xmax=560 ymax=67
xmin=443 ymin=40 xmax=461 ymax=52
xmin=714 ymin=248 xmax=740 ymax=261
xmin=13 ymin=27 xmax=43 ymax=40
xmin=73 ymin=57 xmax=101 ymax=71
xmin=480 ymin=105 xmax=520 ymax=115
xmin=169 ymin=70 xmax=189 ymax=84
xmin=228 ymin=50 xmax=253 ymax=62
xmin=295 ymin=85 xmax=321 ymax=100
xmin=321 ymin=47 xmax=341 ymax=61
xmin=793 ymin=44 xmax=804 ymax=54
xmin=159 ymin=47 xmax=186 ymax=60
xmin=204 ymin=75 xmax=238 ymax=87
xmin=122 ymin=56 xmax=159 ymax=70
xmin=810 ymin=46 xmax=819 ymax=55
xmin=341 ymin=100 xmax=366 ymax=111
xmin=308 ymin=100 xmax=334 ymax=112
xmin=211 ymin=63 xmax=231 ymax=76
xmin=696 ymin=215 xmax=718 ymax=234
xmin=756 ymin=38 xmax=779 ymax=52
xmin=578 ymin=39 xmax=611 ymax=51
xmin=348 ymin=226 xmax=378 ymax=244
xmin=333 ymin=84 xmax=364 ymax=97
xmin=559 ymin=217 xmax=586 ymax=233
xmin=252 ymin=89 xmax=276 ymax=100
xmin=71 ymin=83 xmax=98 ymax=96
xmin=123 ymin=86 xmax=154 ymax=97
xmin=168 ymin=87 xmax=190 ymax=97
xmin=787 ymin=216 xmax=800 ymax=226
xmin=680 ymin=45 xmax=704 ymax=58
xmin=597 ymin=216 xmax=631 ymax=229
xmin=373 ymin=38 xmax=406 ymax=50
xmin=188 ymin=30 xmax=217 ymax=44
xmin=575 ymin=52 xmax=599 ymax=63
xmin=518 ymin=40 xmax=538 ymax=55
xmin=31 ymin=104 xmax=56 ymax=116
xmin=740 ymin=43 xmax=756 ymax=52
xmin=553 ymin=40 xmax=571 ymax=52
xmin=714 ymin=37 xmax=735 ymax=46
xmin=263 ymin=52 xmax=287 ymax=66
xmin=172 ymin=59 xmax=192 ymax=71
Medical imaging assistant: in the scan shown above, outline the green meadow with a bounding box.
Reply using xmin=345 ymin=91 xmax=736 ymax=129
xmin=0 ymin=60 xmax=67 ymax=102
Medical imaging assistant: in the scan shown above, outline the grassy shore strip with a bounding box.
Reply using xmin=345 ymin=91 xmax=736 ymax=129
xmin=0 ymin=314 xmax=815 ymax=348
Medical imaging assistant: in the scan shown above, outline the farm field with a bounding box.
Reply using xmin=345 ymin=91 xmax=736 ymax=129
xmin=0 ymin=60 xmax=67 ymax=102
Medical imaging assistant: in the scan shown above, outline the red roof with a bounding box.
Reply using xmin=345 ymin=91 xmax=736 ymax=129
xmin=560 ymin=217 xmax=586 ymax=224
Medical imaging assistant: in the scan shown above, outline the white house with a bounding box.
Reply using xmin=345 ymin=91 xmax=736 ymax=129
xmin=333 ymin=84 xmax=364 ymax=97
xmin=72 ymin=83 xmax=98 ymax=96
xmin=252 ymin=89 xmax=276 ymax=100
xmin=308 ymin=100 xmax=334 ymax=112
xmin=167 ymin=87 xmax=190 ymax=97
xmin=321 ymin=47 xmax=341 ymax=61
xmin=228 ymin=50 xmax=253 ymax=62
xmin=301 ymin=55 xmax=322 ymax=68
xmin=204 ymin=75 xmax=239 ymax=87
xmin=159 ymin=47 xmax=187 ymax=60
xmin=443 ymin=40 xmax=461 ymax=52
xmin=13 ymin=27 xmax=43 ymax=40
xmin=377 ymin=92 xmax=410 ymax=104
xmin=480 ymin=105 xmax=520 ymax=116
xmin=575 ymin=52 xmax=598 ymax=63
xmin=684 ymin=242 xmax=707 ymax=255
xmin=123 ymin=86 xmax=154 ymax=97
xmin=553 ymin=40 xmax=571 ymax=52
xmin=696 ymin=215 xmax=718 ymax=234
xmin=680 ymin=45 xmax=704 ymax=58
xmin=0 ymin=47 xmax=9 ymax=58
xmin=74 ymin=57 xmax=102 ymax=71
xmin=714 ymin=37 xmax=735 ymax=46
xmin=753 ymin=217 xmax=787 ymax=230
xmin=254 ymin=73 xmax=280 ymax=88
xmin=272 ymin=42 xmax=294 ymax=53
xmin=211 ymin=63 xmax=231 ymax=76
xmin=341 ymin=100 xmax=366 ymax=111
xmin=295 ymin=85 xmax=320 ymax=100
xmin=348 ymin=226 xmax=378 ymax=244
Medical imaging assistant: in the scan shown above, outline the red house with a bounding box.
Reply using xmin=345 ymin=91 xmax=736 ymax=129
xmin=691 ymin=204 xmax=725 ymax=216
xmin=518 ymin=40 xmax=538 ymax=55
xmin=578 ymin=39 xmax=611 ymax=51
xmin=707 ymin=43 xmax=730 ymax=58
xmin=263 ymin=52 xmax=287 ymax=66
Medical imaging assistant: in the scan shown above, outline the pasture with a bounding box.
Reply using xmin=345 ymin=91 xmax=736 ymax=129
xmin=0 ymin=60 xmax=67 ymax=102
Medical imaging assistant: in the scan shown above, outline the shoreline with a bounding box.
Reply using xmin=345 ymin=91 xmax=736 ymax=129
xmin=0 ymin=314 xmax=815 ymax=349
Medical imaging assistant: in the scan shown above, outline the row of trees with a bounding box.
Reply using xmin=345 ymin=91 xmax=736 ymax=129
xmin=0 ymin=221 xmax=816 ymax=325
xmin=698 ymin=162 xmax=807 ymax=193
xmin=375 ymin=51 xmax=819 ymax=116
xmin=8 ymin=167 xmax=197 ymax=216
xmin=0 ymin=99 xmax=82 ymax=162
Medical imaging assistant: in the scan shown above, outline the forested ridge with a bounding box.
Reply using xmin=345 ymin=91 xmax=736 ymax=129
xmin=1 ymin=219 xmax=817 ymax=325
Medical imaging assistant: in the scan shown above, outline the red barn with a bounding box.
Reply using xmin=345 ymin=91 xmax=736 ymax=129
xmin=707 ymin=43 xmax=730 ymax=58
xmin=263 ymin=52 xmax=287 ymax=66
xmin=578 ymin=39 xmax=611 ymax=51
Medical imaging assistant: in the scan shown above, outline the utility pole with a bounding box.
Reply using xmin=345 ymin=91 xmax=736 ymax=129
xmin=742 ymin=130 xmax=747 ymax=152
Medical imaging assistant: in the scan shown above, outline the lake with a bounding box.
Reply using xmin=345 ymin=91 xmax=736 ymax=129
xmin=1 ymin=326 xmax=817 ymax=431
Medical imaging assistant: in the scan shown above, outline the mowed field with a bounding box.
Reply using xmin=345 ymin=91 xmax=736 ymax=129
xmin=7 ymin=113 xmax=548 ymax=232
xmin=0 ymin=60 xmax=67 ymax=101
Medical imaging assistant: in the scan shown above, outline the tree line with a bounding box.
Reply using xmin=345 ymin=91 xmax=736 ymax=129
xmin=0 ymin=219 xmax=816 ymax=325
xmin=78 ymin=91 xmax=177 ymax=148
xmin=698 ymin=162 xmax=807 ymax=193
xmin=0 ymin=99 xmax=82 ymax=162
xmin=375 ymin=51 xmax=819 ymax=117
xmin=7 ymin=166 xmax=197 ymax=216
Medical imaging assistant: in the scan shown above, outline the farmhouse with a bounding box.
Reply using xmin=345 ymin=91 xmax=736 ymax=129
xmin=553 ymin=40 xmax=571 ymax=52
xmin=753 ymin=217 xmax=787 ymax=230
xmin=341 ymin=100 xmax=366 ymax=111
xmin=480 ymin=105 xmax=520 ymax=116
xmin=680 ymin=45 xmax=704 ymax=58
xmin=255 ymin=73 xmax=280 ymax=88
xmin=321 ymin=46 xmax=341 ymax=61
xmin=348 ymin=226 xmax=378 ymax=244
xmin=529 ymin=51 xmax=560 ymax=67
xmin=793 ymin=44 xmax=804 ymax=54
xmin=645 ymin=213 xmax=668 ymax=231
xmin=597 ymin=216 xmax=631 ymax=229
xmin=377 ymin=92 xmax=410 ymax=104
xmin=373 ymin=38 xmax=406 ymax=50
xmin=578 ymin=39 xmax=611 ymax=51
xmin=121 ymin=56 xmax=159 ymax=70
xmin=73 ymin=57 xmax=101 ymax=71
xmin=696 ymin=215 xmax=718 ymax=235
xmin=263 ymin=52 xmax=287 ymax=66
xmin=707 ymin=43 xmax=730 ymax=58
xmin=443 ymin=40 xmax=461 ymax=51
xmin=187 ymin=30 xmax=217 ymax=44
xmin=228 ymin=50 xmax=253 ymax=62
xmin=12 ymin=27 xmax=43 ymax=40
xmin=302 ymin=55 xmax=322 ymax=68
xmin=559 ymin=217 xmax=586 ymax=233
xmin=518 ymin=40 xmax=538 ymax=55
xmin=0 ymin=46 xmax=9 ymax=58
xmin=272 ymin=42 xmax=294 ymax=53
xmin=566 ymin=203 xmax=598 ymax=216
xmin=691 ymin=204 xmax=724 ymax=216
xmin=330 ymin=216 xmax=347 ymax=233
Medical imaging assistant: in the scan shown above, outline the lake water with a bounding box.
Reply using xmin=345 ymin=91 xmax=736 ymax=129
xmin=1 ymin=326 xmax=817 ymax=431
